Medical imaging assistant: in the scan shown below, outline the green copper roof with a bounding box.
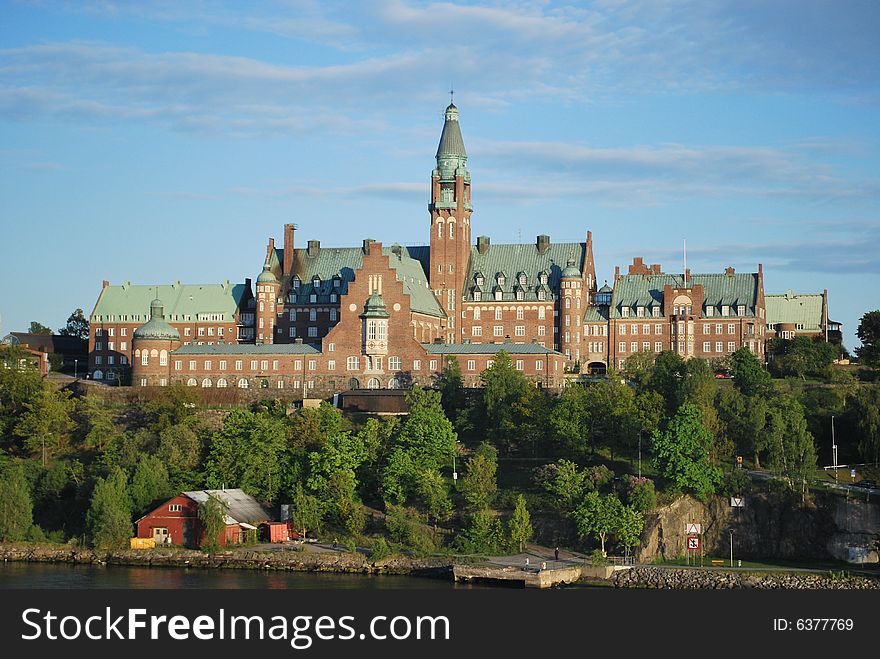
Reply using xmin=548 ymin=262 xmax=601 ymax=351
xmin=273 ymin=245 xmax=445 ymax=319
xmin=465 ymin=242 xmax=587 ymax=302
xmin=435 ymin=103 xmax=469 ymax=180
xmin=133 ymin=299 xmax=180 ymax=341
xmin=423 ymin=342 xmax=560 ymax=355
xmin=174 ymin=343 xmax=320 ymax=356
xmin=611 ymin=273 xmax=760 ymax=319
xmin=561 ymin=260 xmax=582 ymax=279
xmin=765 ymin=291 xmax=825 ymax=331
xmin=583 ymin=306 xmax=609 ymax=323
xmin=362 ymin=291 xmax=390 ymax=318
xmin=256 ymin=264 xmax=278 ymax=284
xmin=91 ymin=281 xmax=247 ymax=324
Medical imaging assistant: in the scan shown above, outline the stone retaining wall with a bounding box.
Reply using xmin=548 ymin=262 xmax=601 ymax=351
xmin=613 ymin=566 xmax=880 ymax=589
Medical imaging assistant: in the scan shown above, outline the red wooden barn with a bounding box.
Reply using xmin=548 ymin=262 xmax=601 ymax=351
xmin=135 ymin=488 xmax=273 ymax=549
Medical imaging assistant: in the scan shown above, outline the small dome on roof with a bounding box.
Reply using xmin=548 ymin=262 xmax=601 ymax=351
xmin=362 ymin=291 xmax=390 ymax=318
xmin=561 ymin=260 xmax=582 ymax=279
xmin=133 ymin=299 xmax=180 ymax=341
xmin=257 ymin=264 xmax=278 ymax=284
xmin=598 ymin=281 xmax=613 ymax=294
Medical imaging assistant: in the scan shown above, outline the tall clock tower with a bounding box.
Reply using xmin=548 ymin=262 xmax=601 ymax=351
xmin=429 ymin=101 xmax=473 ymax=343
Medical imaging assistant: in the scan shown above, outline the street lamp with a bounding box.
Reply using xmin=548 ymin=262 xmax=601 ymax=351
xmin=728 ymin=529 xmax=734 ymax=568
xmin=831 ymin=415 xmax=837 ymax=482
xmin=74 ymin=358 xmax=78 ymax=380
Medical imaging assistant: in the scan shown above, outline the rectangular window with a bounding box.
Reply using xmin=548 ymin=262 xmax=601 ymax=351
xmin=722 ymin=306 xmax=730 ymax=316
xmin=637 ymin=306 xmax=644 ymax=318
xmin=536 ymin=360 xmax=543 ymax=370
xmin=289 ymin=326 xmax=297 ymax=337
xmin=516 ymin=308 xmax=524 ymax=320
xmin=289 ymin=310 xmax=296 ymax=321
xmin=654 ymin=342 xmax=662 ymax=352
xmin=716 ymin=342 xmax=723 ymax=353
xmin=328 ymin=360 xmax=336 ymax=371
xmin=728 ymin=342 xmax=736 ymax=352
xmin=538 ymin=307 xmax=545 ymax=320
xmin=294 ymin=381 xmax=301 ymax=389
xmin=413 ymin=360 xmax=421 ymax=371
xmin=218 ymin=327 xmax=224 ymax=337
xmin=95 ymin=342 xmax=103 ymax=351
xmin=716 ymin=324 xmax=723 ymax=334
xmin=328 ymin=342 xmax=335 ymax=352
xmin=643 ymin=342 xmax=650 ymax=351
xmin=273 ymin=360 xmax=279 ymax=370
xmin=330 ymin=308 xmax=337 ymax=322
xmin=308 ymin=327 xmax=318 ymax=338
xmin=121 ymin=327 xmax=128 ymax=336
xmin=184 ymin=328 xmax=191 ymax=336
xmin=653 ymin=324 xmax=660 ymax=335
xmin=198 ymin=327 xmax=205 ymax=337
xmin=309 ymin=309 xmax=317 ymax=322
xmin=621 ymin=307 xmax=629 ymax=318
xmin=467 ymin=360 xmax=476 ymax=371
xmin=204 ymin=360 xmax=212 ymax=371
xmin=494 ymin=326 xmax=504 ymax=336
xmin=294 ymin=360 xmax=302 ymax=370
xmin=495 ymin=308 xmax=502 ymax=320
xmin=108 ymin=341 xmax=114 ymax=351
xmin=515 ymin=326 xmax=525 ymax=336
xmin=219 ymin=360 xmax=226 ymax=370
xmin=173 ymin=360 xmax=182 ymax=371
xmin=516 ymin=360 xmax=524 ymax=371
xmin=430 ymin=360 xmax=437 ymax=370
xmin=474 ymin=308 xmax=481 ymax=320
xmin=631 ymin=342 xmax=638 ymax=353
xmin=308 ymin=360 xmax=316 ymax=371
xmin=277 ymin=380 xmax=284 ymax=389
xmin=235 ymin=360 xmax=242 ymax=371
xmin=207 ymin=327 xmax=215 ymax=336
xmin=620 ymin=325 xmax=627 ymax=335
xmin=108 ymin=356 xmax=115 ymax=365
xmin=619 ymin=342 xmax=626 ymax=353
xmin=703 ymin=342 xmax=711 ymax=353
xmin=631 ymin=324 xmax=638 ymax=335
xmin=472 ymin=326 xmax=483 ymax=337
xmin=538 ymin=325 xmax=545 ymax=336
xmin=565 ymin=316 xmax=571 ymax=327
xmin=186 ymin=360 xmax=194 ymax=371
xmin=347 ymin=356 xmax=359 ymax=370
xmin=389 ymin=356 xmax=401 ymax=370
xmin=728 ymin=324 xmax=736 ymax=334
xmin=251 ymin=360 xmax=259 ymax=370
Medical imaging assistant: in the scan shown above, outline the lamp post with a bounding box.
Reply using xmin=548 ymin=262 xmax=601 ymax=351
xmin=728 ymin=529 xmax=734 ymax=568
xmin=831 ymin=415 xmax=837 ymax=482
xmin=74 ymin=358 xmax=78 ymax=380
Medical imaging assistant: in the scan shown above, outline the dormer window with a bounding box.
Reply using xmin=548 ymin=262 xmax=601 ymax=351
xmin=722 ymin=305 xmax=730 ymax=317
xmin=621 ymin=306 xmax=629 ymax=318
xmin=516 ymin=289 xmax=524 ymax=301
xmin=537 ymin=289 xmax=546 ymax=301
xmin=473 ymin=290 xmax=482 ymax=302
xmin=475 ymin=273 xmax=484 ymax=286
xmin=292 ymin=276 xmax=301 ymax=289
xmin=518 ymin=274 xmax=527 ymax=286
xmin=312 ymin=276 xmax=321 ymax=287
xmin=333 ymin=277 xmax=341 ymax=288
xmin=494 ymin=289 xmax=503 ymax=301
xmin=652 ymin=306 xmax=660 ymax=318
xmin=539 ymin=272 xmax=548 ymax=285
xmin=330 ymin=293 xmax=338 ymax=303
xmin=497 ymin=274 xmax=506 ymax=287
xmin=737 ymin=305 xmax=746 ymax=315
xmin=637 ymin=306 xmax=645 ymax=318
xmin=309 ymin=293 xmax=317 ymax=303
xmin=705 ymin=305 xmax=714 ymax=317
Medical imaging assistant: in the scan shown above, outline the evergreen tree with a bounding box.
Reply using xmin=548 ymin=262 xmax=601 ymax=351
xmin=58 ymin=308 xmax=90 ymax=340
xmin=87 ymin=467 xmax=132 ymax=550
xmin=28 ymin=321 xmax=52 ymax=335
xmin=856 ymin=310 xmax=880 ymax=369
xmin=507 ymin=494 xmax=533 ymax=552
xmin=0 ymin=467 xmax=33 ymax=541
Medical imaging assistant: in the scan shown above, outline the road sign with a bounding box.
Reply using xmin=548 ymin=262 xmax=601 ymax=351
xmin=685 ymin=523 xmax=701 ymax=534
xmin=851 ymin=469 xmax=857 ymax=479
xmin=687 ymin=535 xmax=700 ymax=551
xmin=736 ymin=456 xmax=743 ymax=464
xmin=730 ymin=496 xmax=745 ymax=507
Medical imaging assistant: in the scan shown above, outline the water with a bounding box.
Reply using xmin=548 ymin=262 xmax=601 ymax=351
xmin=0 ymin=562 xmax=457 ymax=589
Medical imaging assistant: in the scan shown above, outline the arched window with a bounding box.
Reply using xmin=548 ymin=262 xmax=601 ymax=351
xmin=349 ymin=378 xmax=360 ymax=389
xmin=217 ymin=378 xmax=228 ymax=388
xmin=259 ymin=301 xmax=264 ymax=312
xmin=437 ymin=221 xmax=444 ymax=238
xmin=160 ymin=350 xmax=168 ymax=366
xmin=237 ymin=378 xmax=249 ymax=389
xmin=538 ymin=307 xmax=546 ymax=320
xmin=202 ymin=378 xmax=212 ymax=388
xmin=141 ymin=351 xmax=148 ymax=365
xmin=93 ymin=370 xmax=103 ymax=380
xmin=449 ymin=222 xmax=454 ymax=239
xmin=367 ymin=377 xmax=381 ymax=389
xmin=566 ymin=297 xmax=571 ymax=309
xmin=388 ymin=378 xmax=400 ymax=389
xmin=187 ymin=378 xmax=197 ymax=387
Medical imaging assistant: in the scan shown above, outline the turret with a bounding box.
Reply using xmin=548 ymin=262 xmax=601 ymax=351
xmin=132 ymin=299 xmax=180 ymax=387
xmin=559 ymin=259 xmax=583 ymax=365
xmin=256 ymin=263 xmax=280 ymax=344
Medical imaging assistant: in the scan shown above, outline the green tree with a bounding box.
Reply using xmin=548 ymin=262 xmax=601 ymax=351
xmin=459 ymin=443 xmax=497 ymax=511
xmin=651 ymin=404 xmax=721 ymax=500
xmin=87 ymin=467 xmax=132 ymax=550
xmin=28 ymin=321 xmax=52 ymax=335
xmin=0 ymin=467 xmax=33 ymax=541
xmin=729 ymin=347 xmax=773 ymax=398
xmin=129 ymin=455 xmax=173 ymax=516
xmin=616 ymin=506 xmax=644 ymax=559
xmin=157 ymin=421 xmax=204 ymax=474
xmin=480 ymin=351 xmax=532 ymax=453
xmin=856 ymin=310 xmax=880 ymax=369
xmin=0 ymin=345 xmax=45 ymax=438
xmin=534 ymin=459 xmax=591 ymax=513
xmin=143 ymin=382 xmax=198 ymax=431
xmin=74 ymin=394 xmax=119 ymax=452
xmin=507 ymin=494 xmax=533 ymax=552
xmin=761 ymin=397 xmax=817 ymax=501
xmin=574 ymin=491 xmax=623 ymax=556
xmin=623 ymin=476 xmax=657 ymax=513
xmin=14 ymin=385 xmax=75 ymax=466
xmin=437 ymin=356 xmax=466 ymax=426
xmin=622 ymin=351 xmax=657 ymax=391
xmin=715 ymin=388 xmax=769 ymax=466
xmin=457 ymin=510 xmax=503 ymax=554
xmin=58 ymin=308 xmax=90 ymax=340
xmin=197 ymin=494 xmax=229 ymax=552
xmin=413 ymin=469 xmax=453 ymax=523
xmin=290 ymin=484 xmax=324 ymax=537
xmin=850 ymin=385 xmax=880 ymax=466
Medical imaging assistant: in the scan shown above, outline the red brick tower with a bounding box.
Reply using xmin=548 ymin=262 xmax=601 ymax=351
xmin=559 ymin=260 xmax=583 ymax=366
xmin=255 ymin=250 xmax=280 ymax=345
xmin=429 ymin=101 xmax=472 ymax=343
xmin=131 ymin=298 xmax=180 ymax=387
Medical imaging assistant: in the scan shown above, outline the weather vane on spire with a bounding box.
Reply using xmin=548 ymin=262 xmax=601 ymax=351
xmin=450 ymin=85 xmax=454 ymax=105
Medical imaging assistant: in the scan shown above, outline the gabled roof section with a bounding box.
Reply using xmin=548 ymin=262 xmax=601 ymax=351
xmin=276 ymin=244 xmax=444 ymax=318
xmin=465 ymin=242 xmax=586 ymax=302
xmin=92 ymin=281 xmax=246 ymax=323
xmin=765 ymin=290 xmax=825 ymax=331
xmin=184 ymin=488 xmax=272 ymax=524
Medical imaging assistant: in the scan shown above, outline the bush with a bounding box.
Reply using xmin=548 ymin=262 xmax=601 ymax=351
xmin=590 ymin=548 xmax=608 ymax=566
xmin=622 ymin=476 xmax=657 ymax=513
xmin=370 ymin=537 xmax=393 ymax=562
xmin=384 ymin=504 xmax=439 ymax=556
xmin=719 ymin=468 xmax=752 ymax=497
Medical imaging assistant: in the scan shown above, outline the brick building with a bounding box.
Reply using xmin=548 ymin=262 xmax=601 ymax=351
xmin=88 ymin=280 xmax=253 ymax=382
xmin=765 ymin=289 xmax=842 ymax=344
xmin=582 ymin=258 xmax=767 ymax=373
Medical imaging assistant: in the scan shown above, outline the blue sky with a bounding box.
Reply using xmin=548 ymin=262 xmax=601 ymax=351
xmin=1 ymin=0 xmax=878 ymax=350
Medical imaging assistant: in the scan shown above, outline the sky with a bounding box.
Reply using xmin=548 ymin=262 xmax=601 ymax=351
xmin=1 ymin=0 xmax=878 ymax=350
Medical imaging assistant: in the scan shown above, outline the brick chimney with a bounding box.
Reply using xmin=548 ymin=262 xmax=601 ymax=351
xmin=283 ymin=223 xmax=295 ymax=276
xmin=536 ymin=234 xmax=550 ymax=254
